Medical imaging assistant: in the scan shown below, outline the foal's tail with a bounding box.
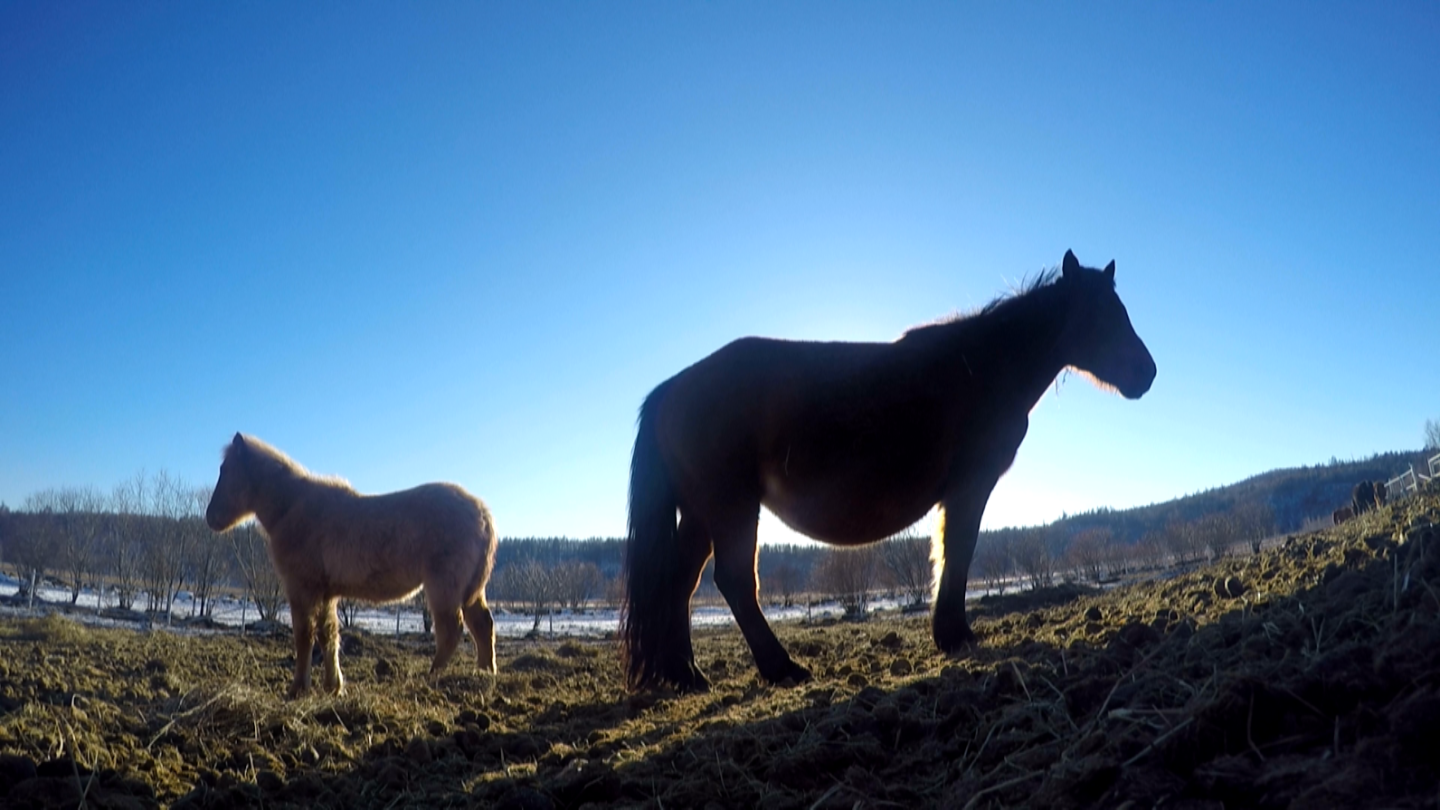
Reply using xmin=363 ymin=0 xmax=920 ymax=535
xmin=621 ymin=380 xmax=679 ymax=691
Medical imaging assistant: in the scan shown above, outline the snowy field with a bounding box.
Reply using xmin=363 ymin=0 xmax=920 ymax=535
xmin=0 ymin=574 xmax=909 ymax=639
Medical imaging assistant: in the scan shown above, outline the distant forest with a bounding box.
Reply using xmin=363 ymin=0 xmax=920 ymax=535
xmin=0 ymin=449 xmax=1433 ymax=625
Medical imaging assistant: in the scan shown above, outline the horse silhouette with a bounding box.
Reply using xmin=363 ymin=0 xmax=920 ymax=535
xmin=621 ymin=250 xmax=1156 ymax=691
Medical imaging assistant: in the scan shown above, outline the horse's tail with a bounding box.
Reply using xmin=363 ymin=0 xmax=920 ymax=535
xmin=621 ymin=380 xmax=679 ymax=691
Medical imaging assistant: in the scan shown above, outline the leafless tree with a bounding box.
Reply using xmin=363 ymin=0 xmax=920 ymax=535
xmin=1011 ymin=528 xmax=1055 ymax=590
xmin=16 ymin=492 xmax=61 ymax=598
xmin=768 ymin=562 xmax=805 ymax=607
xmin=38 ymin=486 xmax=107 ymax=605
xmin=1232 ymin=501 xmax=1276 ymax=554
xmin=553 ymin=560 xmax=604 ymax=610
xmin=107 ymin=474 xmax=149 ymax=610
xmin=139 ymin=470 xmax=200 ymax=621
xmin=882 ymin=530 xmax=934 ymax=608
xmin=811 ymin=546 xmax=881 ymax=618
xmin=0 ymin=504 xmax=10 ymax=579
xmin=184 ymin=486 xmax=225 ymax=617
xmin=1065 ymin=528 xmax=1112 ymax=584
xmin=227 ymin=522 xmax=285 ymax=622
xmin=972 ymin=532 xmax=1013 ymax=595
xmin=1194 ymin=513 xmax=1236 ymax=562
xmin=495 ymin=558 xmax=557 ymax=633
xmin=338 ymin=598 xmax=363 ymax=629
xmin=1134 ymin=530 xmax=1169 ymax=572
xmin=1163 ymin=518 xmax=1206 ymax=566
xmin=1426 ymin=418 xmax=1440 ymax=451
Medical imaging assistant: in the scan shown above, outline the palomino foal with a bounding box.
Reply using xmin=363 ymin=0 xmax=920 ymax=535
xmin=206 ymin=434 xmax=497 ymax=697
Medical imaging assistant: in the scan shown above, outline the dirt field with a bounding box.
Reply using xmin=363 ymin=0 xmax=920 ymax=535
xmin=2 ymin=489 xmax=1439 ymax=809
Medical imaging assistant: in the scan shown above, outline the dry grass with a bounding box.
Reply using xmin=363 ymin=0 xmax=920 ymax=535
xmin=2 ymin=488 xmax=1439 ymax=808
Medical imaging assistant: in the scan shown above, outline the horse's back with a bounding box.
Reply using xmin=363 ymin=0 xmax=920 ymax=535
xmin=648 ymin=335 xmax=958 ymax=541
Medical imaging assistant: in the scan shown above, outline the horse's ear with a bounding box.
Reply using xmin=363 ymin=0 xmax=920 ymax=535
xmin=1062 ymin=250 xmax=1081 ymax=279
xmin=1103 ymin=260 xmax=1115 ymax=281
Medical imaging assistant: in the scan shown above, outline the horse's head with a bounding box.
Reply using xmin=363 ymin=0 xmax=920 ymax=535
xmin=206 ymin=432 xmax=257 ymax=531
xmin=1057 ymin=250 xmax=1156 ymax=399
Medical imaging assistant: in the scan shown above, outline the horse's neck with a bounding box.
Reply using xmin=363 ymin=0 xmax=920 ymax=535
xmin=252 ymin=469 xmax=309 ymax=532
xmin=961 ymin=292 xmax=1069 ymax=409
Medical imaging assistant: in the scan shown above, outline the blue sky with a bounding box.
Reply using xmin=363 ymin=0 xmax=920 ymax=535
xmin=2 ymin=3 xmax=1437 ymax=542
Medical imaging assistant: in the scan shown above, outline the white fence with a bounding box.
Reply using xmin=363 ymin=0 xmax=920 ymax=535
xmin=1385 ymin=452 xmax=1440 ymax=500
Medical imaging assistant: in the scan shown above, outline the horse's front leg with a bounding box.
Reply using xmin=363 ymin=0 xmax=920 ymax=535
xmin=932 ymin=483 xmax=996 ymax=655
xmin=318 ymin=598 xmax=345 ymax=695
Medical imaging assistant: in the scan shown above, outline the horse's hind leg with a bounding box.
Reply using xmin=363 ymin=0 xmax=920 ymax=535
xmin=662 ymin=514 xmax=714 ymax=692
xmin=318 ymin=598 xmax=345 ymax=695
xmin=710 ymin=509 xmax=811 ymax=685
xmin=461 ymin=598 xmax=496 ymax=674
xmin=427 ymin=590 xmax=464 ymax=678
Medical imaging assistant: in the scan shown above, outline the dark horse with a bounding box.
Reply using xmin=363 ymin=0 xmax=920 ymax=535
xmin=621 ymin=250 xmax=1156 ymax=691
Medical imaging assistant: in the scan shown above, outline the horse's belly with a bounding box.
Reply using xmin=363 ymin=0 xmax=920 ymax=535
xmin=763 ymin=481 xmax=932 ymax=545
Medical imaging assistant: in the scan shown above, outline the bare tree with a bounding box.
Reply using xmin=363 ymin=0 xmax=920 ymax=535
xmin=495 ymin=558 xmax=557 ymax=633
xmin=1163 ymin=518 xmax=1206 ymax=566
xmin=553 ymin=560 xmax=604 ymax=611
xmin=0 ymin=504 xmax=10 ymax=579
xmin=1232 ymin=501 xmax=1276 ymax=555
xmin=107 ymin=474 xmax=149 ymax=610
xmin=768 ymin=562 xmax=805 ymax=607
xmin=1010 ymin=528 xmax=1055 ymax=590
xmin=1134 ymin=530 xmax=1169 ymax=572
xmin=1065 ymin=528 xmax=1112 ymax=584
xmin=183 ymin=486 xmax=225 ymax=617
xmin=1207 ymin=514 xmax=1236 ymax=561
xmin=228 ymin=522 xmax=284 ymax=622
xmin=811 ymin=546 xmax=881 ymax=618
xmin=972 ymin=532 xmax=1013 ymax=595
xmin=1426 ymin=418 xmax=1440 ymax=451
xmin=40 ymin=486 xmax=107 ymax=605
xmin=16 ymin=492 xmax=62 ymax=599
xmin=139 ymin=470 xmax=200 ymax=621
xmin=881 ymin=530 xmax=934 ymax=608
xmin=338 ymin=598 xmax=363 ymax=629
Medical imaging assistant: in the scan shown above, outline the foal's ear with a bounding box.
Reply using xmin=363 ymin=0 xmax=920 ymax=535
xmin=1062 ymin=250 xmax=1081 ymax=279
xmin=1103 ymin=260 xmax=1115 ymax=281
xmin=232 ymin=432 xmax=247 ymax=449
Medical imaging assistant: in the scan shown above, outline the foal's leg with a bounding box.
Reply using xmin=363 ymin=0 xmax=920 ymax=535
xmin=318 ymin=597 xmax=345 ymax=695
xmin=427 ymin=588 xmax=464 ymax=678
xmin=287 ymin=592 xmax=319 ymax=699
xmin=710 ymin=506 xmax=811 ymax=685
xmin=460 ymin=598 xmax=496 ymax=674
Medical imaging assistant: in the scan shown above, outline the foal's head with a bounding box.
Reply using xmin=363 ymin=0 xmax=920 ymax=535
xmin=1056 ymin=250 xmax=1156 ymax=399
xmin=206 ymin=433 xmax=262 ymax=531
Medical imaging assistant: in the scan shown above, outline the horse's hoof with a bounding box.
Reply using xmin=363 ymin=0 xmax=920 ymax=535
xmin=764 ymin=660 xmax=812 ymax=687
xmin=675 ymin=666 xmax=712 ymax=694
xmin=935 ymin=626 xmax=979 ymax=657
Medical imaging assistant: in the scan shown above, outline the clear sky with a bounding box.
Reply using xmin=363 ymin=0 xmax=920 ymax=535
xmin=2 ymin=3 xmax=1437 ymax=543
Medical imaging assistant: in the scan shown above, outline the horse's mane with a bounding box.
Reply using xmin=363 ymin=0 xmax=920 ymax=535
xmin=228 ymin=435 xmax=355 ymax=492
xmin=900 ymin=267 xmax=1062 ymax=343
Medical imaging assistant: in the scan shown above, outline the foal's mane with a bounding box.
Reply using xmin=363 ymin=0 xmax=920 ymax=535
xmin=228 ymin=435 xmax=355 ymax=492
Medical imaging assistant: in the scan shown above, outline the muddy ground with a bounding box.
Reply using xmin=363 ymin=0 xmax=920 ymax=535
xmin=2 ymin=489 xmax=1439 ymax=809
